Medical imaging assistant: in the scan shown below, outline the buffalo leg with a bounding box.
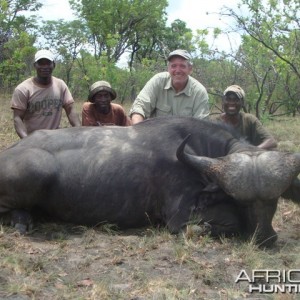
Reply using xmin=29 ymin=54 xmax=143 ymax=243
xmin=0 ymin=209 xmax=33 ymax=234
xmin=11 ymin=209 xmax=33 ymax=234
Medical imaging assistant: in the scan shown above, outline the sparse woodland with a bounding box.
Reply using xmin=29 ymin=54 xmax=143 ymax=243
xmin=1 ymin=0 xmax=300 ymax=119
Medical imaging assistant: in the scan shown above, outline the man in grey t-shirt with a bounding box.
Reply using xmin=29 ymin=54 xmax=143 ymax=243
xmin=129 ymin=49 xmax=209 ymax=124
xmin=11 ymin=49 xmax=80 ymax=138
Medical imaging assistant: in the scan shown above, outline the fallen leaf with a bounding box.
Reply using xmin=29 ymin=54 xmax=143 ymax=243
xmin=77 ymin=278 xmax=94 ymax=287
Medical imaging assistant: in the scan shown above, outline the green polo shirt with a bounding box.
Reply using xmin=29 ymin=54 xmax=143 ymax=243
xmin=129 ymin=72 xmax=209 ymax=119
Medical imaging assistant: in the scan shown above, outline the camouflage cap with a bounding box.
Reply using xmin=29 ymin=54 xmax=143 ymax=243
xmin=223 ymin=85 xmax=245 ymax=100
xmin=88 ymin=81 xmax=117 ymax=102
xmin=167 ymin=49 xmax=192 ymax=61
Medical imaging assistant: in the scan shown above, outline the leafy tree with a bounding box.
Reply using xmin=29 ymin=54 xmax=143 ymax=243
xmin=0 ymin=0 xmax=42 ymax=89
xmin=69 ymin=0 xmax=168 ymax=66
xmin=0 ymin=31 xmax=36 ymax=91
xmin=158 ymin=19 xmax=193 ymax=58
xmin=220 ymin=0 xmax=300 ymax=115
xmin=0 ymin=1 xmax=41 ymax=28
xmin=39 ymin=19 xmax=90 ymax=86
xmin=230 ymin=37 xmax=281 ymax=118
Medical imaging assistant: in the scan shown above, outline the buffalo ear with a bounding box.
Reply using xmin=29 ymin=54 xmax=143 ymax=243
xmin=281 ymin=153 xmax=300 ymax=203
xmin=281 ymin=177 xmax=300 ymax=204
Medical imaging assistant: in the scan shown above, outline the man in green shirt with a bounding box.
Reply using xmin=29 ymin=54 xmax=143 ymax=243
xmin=215 ymin=85 xmax=277 ymax=150
xmin=129 ymin=49 xmax=210 ymax=124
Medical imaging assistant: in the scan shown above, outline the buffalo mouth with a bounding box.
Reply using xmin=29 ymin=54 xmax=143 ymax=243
xmin=193 ymin=198 xmax=279 ymax=247
xmin=231 ymin=198 xmax=279 ymax=247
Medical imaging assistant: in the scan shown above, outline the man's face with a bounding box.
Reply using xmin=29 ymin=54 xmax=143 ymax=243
xmin=34 ymin=59 xmax=55 ymax=78
xmin=167 ymin=56 xmax=192 ymax=87
xmin=93 ymin=91 xmax=112 ymax=114
xmin=223 ymin=92 xmax=243 ymax=116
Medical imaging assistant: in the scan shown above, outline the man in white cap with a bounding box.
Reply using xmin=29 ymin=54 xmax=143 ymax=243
xmin=215 ymin=84 xmax=277 ymax=150
xmin=11 ymin=49 xmax=81 ymax=138
xmin=82 ymin=80 xmax=131 ymax=126
xmin=129 ymin=49 xmax=209 ymax=124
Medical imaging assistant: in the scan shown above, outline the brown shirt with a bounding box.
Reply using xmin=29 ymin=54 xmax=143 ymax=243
xmin=82 ymin=102 xmax=131 ymax=126
xmin=214 ymin=112 xmax=274 ymax=146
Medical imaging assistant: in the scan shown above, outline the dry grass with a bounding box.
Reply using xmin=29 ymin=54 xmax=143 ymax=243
xmin=0 ymin=95 xmax=300 ymax=299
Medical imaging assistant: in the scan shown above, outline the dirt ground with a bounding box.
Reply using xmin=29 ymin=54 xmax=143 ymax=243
xmin=1 ymin=199 xmax=300 ymax=300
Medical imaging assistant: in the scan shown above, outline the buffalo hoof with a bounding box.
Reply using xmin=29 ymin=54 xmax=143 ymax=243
xmin=10 ymin=210 xmax=33 ymax=234
xmin=190 ymin=223 xmax=211 ymax=235
xmin=256 ymin=233 xmax=278 ymax=248
xmin=14 ymin=223 xmax=28 ymax=234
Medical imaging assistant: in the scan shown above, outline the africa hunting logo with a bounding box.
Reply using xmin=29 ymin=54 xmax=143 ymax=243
xmin=235 ymin=269 xmax=300 ymax=293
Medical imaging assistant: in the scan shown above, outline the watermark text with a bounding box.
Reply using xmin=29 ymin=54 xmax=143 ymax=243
xmin=235 ymin=269 xmax=300 ymax=293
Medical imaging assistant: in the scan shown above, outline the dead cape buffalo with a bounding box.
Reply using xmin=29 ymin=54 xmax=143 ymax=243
xmin=0 ymin=116 xmax=299 ymax=246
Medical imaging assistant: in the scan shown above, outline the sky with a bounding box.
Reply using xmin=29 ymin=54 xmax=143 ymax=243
xmin=166 ymin=0 xmax=238 ymax=30
xmin=166 ymin=0 xmax=241 ymax=50
xmin=38 ymin=0 xmax=239 ymax=27
xmin=34 ymin=0 xmax=242 ymax=62
xmin=37 ymin=0 xmax=240 ymax=40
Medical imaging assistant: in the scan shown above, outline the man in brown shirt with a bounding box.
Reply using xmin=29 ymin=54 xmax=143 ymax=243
xmin=82 ymin=81 xmax=131 ymax=126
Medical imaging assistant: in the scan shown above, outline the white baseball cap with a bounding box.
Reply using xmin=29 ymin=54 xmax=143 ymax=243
xmin=34 ymin=49 xmax=55 ymax=62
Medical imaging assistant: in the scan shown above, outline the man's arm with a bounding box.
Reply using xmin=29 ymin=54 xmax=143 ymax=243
xmin=257 ymin=137 xmax=277 ymax=150
xmin=81 ymin=103 xmax=97 ymax=126
xmin=252 ymin=117 xmax=277 ymax=150
xmin=13 ymin=109 xmax=28 ymax=138
xmin=129 ymin=73 xmax=164 ymax=123
xmin=64 ymin=103 xmax=81 ymax=127
xmin=191 ymin=85 xmax=210 ymax=119
xmin=131 ymin=113 xmax=144 ymax=124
